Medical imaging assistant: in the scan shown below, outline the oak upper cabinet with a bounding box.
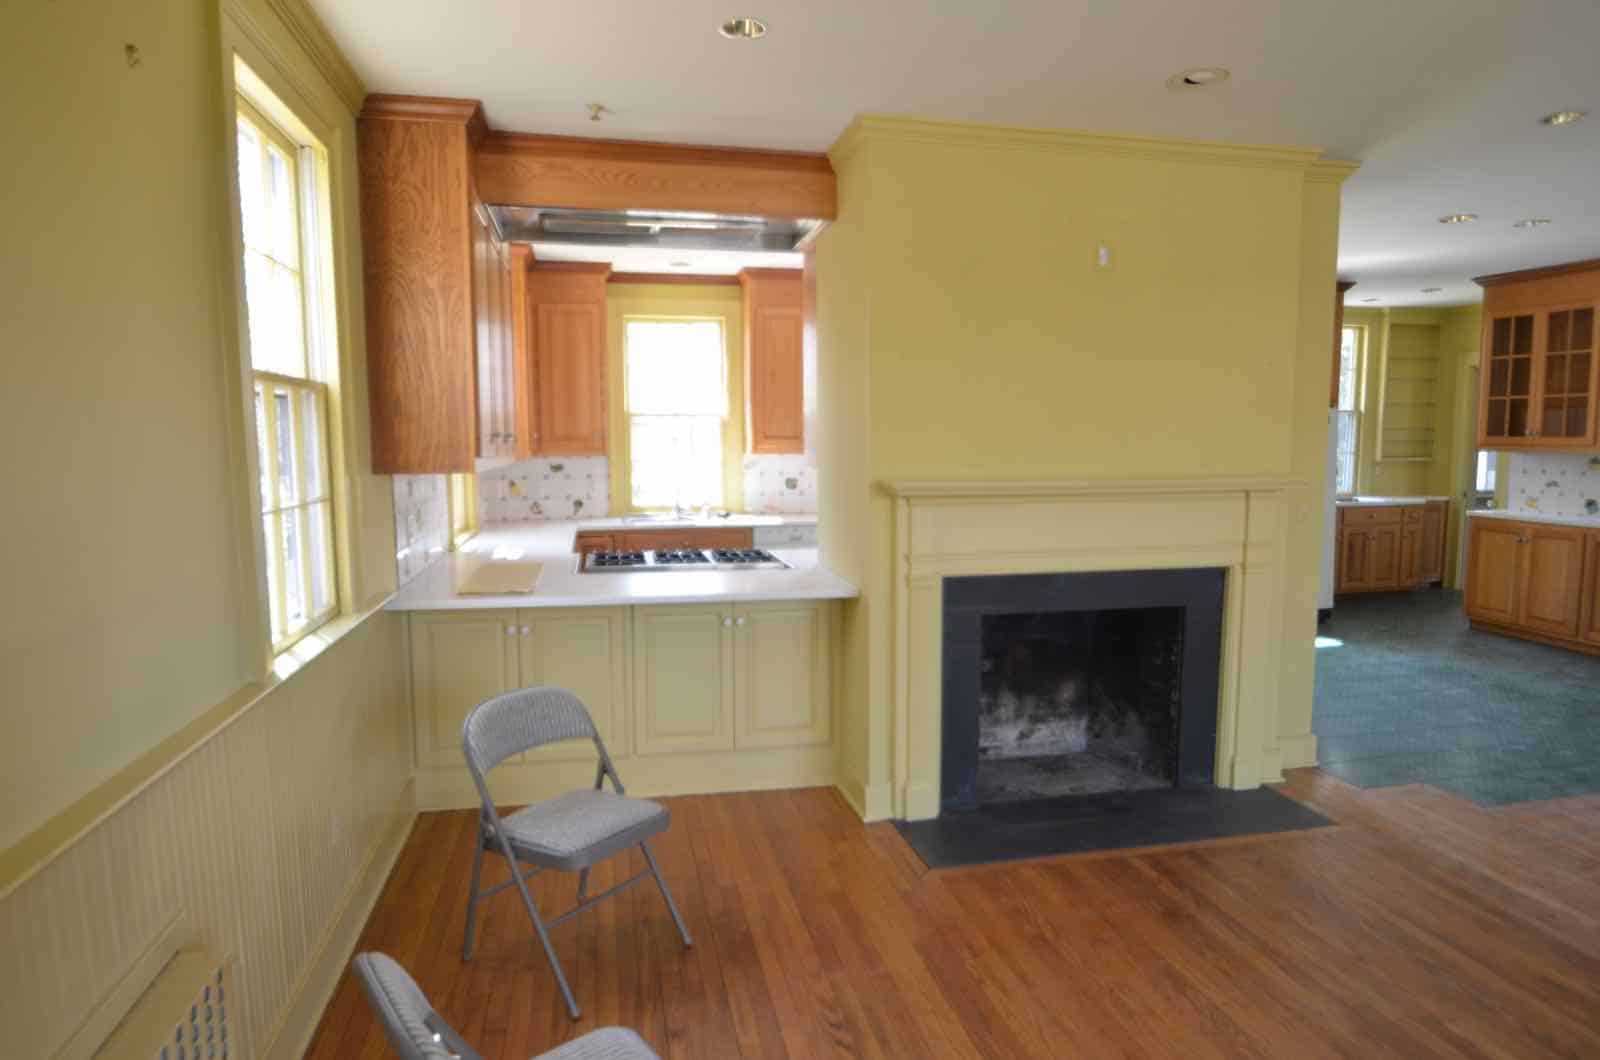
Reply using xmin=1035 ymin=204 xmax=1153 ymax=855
xmin=359 ymin=97 xmax=487 ymax=472
xmin=409 ymin=610 xmax=520 ymax=768
xmin=529 ymin=264 xmax=609 ymax=454
xmin=1464 ymin=519 xmax=1524 ymax=625
xmin=1476 ymin=259 xmax=1600 ymax=451
xmin=741 ymin=268 xmax=804 ymax=454
xmin=471 ymin=201 xmax=519 ymax=460
xmin=633 ymin=605 xmax=737 ymax=755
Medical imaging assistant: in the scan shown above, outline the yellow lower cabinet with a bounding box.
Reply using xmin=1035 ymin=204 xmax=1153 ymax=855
xmin=517 ymin=607 xmax=630 ymax=761
xmin=408 ymin=610 xmax=520 ymax=768
xmin=734 ymin=602 xmax=831 ymax=748
xmin=632 ymin=604 xmax=736 ymax=754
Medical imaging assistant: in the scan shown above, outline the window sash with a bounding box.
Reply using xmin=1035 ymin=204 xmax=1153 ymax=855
xmin=237 ymin=98 xmax=311 ymax=380
xmin=254 ymin=371 xmax=337 ymax=653
xmin=622 ymin=316 xmax=730 ymax=511
xmin=1334 ymin=409 xmax=1359 ymax=496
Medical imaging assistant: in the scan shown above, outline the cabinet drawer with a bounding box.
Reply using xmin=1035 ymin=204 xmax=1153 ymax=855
xmin=1402 ymin=507 xmax=1424 ymax=524
xmin=1341 ymin=507 xmax=1404 ymax=528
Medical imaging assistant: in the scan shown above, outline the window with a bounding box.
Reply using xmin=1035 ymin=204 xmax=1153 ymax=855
xmin=1334 ymin=325 xmax=1362 ymax=495
xmin=623 ymin=319 xmax=728 ymax=510
xmin=1475 ymin=451 xmax=1498 ymax=495
xmin=236 ymin=96 xmax=337 ymax=652
xmin=448 ymin=472 xmax=478 ymax=548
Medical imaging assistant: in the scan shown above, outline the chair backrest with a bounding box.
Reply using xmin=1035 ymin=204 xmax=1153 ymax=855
xmin=462 ymin=685 xmax=602 ymax=783
xmin=352 ymin=952 xmax=481 ymax=1060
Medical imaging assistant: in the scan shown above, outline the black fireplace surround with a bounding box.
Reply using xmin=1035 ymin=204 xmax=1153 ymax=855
xmin=941 ymin=567 xmax=1225 ymax=814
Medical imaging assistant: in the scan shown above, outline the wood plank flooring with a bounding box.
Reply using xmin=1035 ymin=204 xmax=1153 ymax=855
xmin=306 ymin=771 xmax=1600 ymax=1058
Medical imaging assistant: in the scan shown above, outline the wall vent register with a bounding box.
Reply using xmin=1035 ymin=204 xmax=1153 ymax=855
xmin=582 ymin=548 xmax=788 ymax=572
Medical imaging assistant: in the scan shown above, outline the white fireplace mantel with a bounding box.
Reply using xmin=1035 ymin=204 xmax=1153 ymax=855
xmin=881 ymin=476 xmax=1304 ymax=820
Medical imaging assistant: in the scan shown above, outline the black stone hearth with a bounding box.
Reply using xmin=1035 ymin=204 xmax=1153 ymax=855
xmin=942 ymin=568 xmax=1225 ymax=814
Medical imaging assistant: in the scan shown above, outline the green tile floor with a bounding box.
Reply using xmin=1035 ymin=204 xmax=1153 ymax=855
xmin=1313 ymin=589 xmax=1600 ymax=806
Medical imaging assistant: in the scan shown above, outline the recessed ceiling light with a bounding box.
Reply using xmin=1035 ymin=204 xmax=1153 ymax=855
xmin=1421 ymin=287 xmax=1443 ymax=294
xmin=1541 ymin=110 xmax=1586 ymax=127
xmin=669 ymin=260 xmax=692 ymax=269
xmin=1513 ymin=218 xmax=1552 ymax=228
xmin=1167 ymin=66 xmax=1230 ymax=89
xmin=1438 ymin=213 xmax=1478 ymax=224
xmin=719 ymin=16 xmax=767 ymax=39
xmin=1361 ymin=297 xmax=1381 ymax=303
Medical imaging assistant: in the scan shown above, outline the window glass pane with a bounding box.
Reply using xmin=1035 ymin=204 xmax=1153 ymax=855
xmin=1337 ymin=327 xmax=1359 ymax=412
xmin=263 ymin=513 xmax=283 ymax=643
xmin=1334 ymin=410 xmax=1358 ymax=495
xmin=282 ymin=510 xmax=306 ymax=632
xmin=625 ymin=321 xmax=726 ymax=415
xmin=254 ymin=382 xmax=272 ymax=511
xmin=309 ymin=501 xmax=333 ymax=615
xmin=236 ymin=122 xmax=265 ymax=251
xmin=301 ymin=389 xmax=324 ymax=499
xmin=267 ymin=145 xmax=299 ymax=268
xmin=274 ymin=388 xmax=298 ymax=505
xmin=630 ymin=414 xmax=723 ymax=509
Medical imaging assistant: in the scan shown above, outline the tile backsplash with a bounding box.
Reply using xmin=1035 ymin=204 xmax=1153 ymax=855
xmin=479 ymin=456 xmax=611 ymax=523
xmin=392 ymin=474 xmax=449 ymax=585
xmin=743 ymin=453 xmax=817 ymax=514
xmin=1506 ymin=452 xmax=1600 ymax=518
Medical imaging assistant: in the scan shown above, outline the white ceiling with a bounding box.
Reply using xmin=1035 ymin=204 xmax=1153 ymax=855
xmin=311 ymin=0 xmax=1600 ymax=307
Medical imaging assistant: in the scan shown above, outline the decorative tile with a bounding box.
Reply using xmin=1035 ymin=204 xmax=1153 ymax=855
xmin=478 ymin=457 xmax=611 ymax=524
xmin=743 ymin=454 xmax=817 ymax=514
xmin=391 ymin=474 xmax=449 ymax=586
xmin=1506 ymin=452 xmax=1600 ymax=518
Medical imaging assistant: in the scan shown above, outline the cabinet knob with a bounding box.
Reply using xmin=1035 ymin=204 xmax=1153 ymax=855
xmin=736 ymin=616 xmax=747 ymax=626
xmin=723 ymin=617 xmax=733 ymax=627
xmin=520 ymin=626 xmax=531 ymax=636
xmin=504 ymin=625 xmax=517 ymax=636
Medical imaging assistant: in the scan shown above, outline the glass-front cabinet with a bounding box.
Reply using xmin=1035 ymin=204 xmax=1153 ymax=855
xmin=1476 ymin=260 xmax=1600 ymax=451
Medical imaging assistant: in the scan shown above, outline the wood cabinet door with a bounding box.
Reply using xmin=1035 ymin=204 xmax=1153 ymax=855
xmin=1368 ymin=524 xmax=1404 ymax=590
xmin=1419 ymin=502 xmax=1447 ymax=583
xmin=1480 ymin=312 xmax=1538 ymax=445
xmin=409 ymin=611 xmax=520 ymax=768
xmin=742 ymin=269 xmax=804 ymax=454
xmin=633 ymin=605 xmax=735 ymax=754
xmin=1399 ymin=525 xmax=1423 ymax=587
xmin=1532 ymin=305 xmax=1597 ymax=446
xmin=471 ymin=204 xmax=500 ymax=459
xmin=1581 ymin=531 xmax=1600 ymax=646
xmin=734 ymin=603 xmax=830 ymax=749
xmin=1518 ymin=524 xmax=1586 ymax=637
xmin=1465 ymin=521 xmax=1523 ymax=624
xmin=535 ymin=301 xmax=607 ymax=454
xmin=518 ymin=608 xmax=630 ymax=761
xmin=1336 ymin=526 xmax=1370 ymax=592
xmin=509 ymin=245 xmax=537 ymax=457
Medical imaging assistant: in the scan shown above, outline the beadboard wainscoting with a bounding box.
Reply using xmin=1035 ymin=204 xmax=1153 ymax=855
xmin=0 ymin=613 xmax=415 ymax=1060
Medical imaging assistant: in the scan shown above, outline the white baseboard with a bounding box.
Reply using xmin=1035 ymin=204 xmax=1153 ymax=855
xmin=264 ymin=779 xmax=417 ymax=1060
xmin=1275 ymin=732 xmax=1319 ymax=773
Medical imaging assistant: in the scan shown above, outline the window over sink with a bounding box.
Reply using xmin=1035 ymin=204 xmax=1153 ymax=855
xmin=623 ymin=318 xmax=728 ymax=510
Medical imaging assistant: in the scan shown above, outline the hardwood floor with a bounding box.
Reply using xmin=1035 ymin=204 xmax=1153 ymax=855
xmin=307 ymin=771 xmax=1600 ymax=1058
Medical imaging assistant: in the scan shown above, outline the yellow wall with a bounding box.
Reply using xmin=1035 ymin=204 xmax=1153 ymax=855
xmin=605 ymin=282 xmax=747 ymax=512
xmin=816 ymin=117 xmax=1353 ymax=815
xmin=1 ymin=0 xmax=413 ymax=1054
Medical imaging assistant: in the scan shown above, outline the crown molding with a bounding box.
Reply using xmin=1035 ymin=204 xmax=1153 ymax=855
xmin=260 ymin=0 xmax=365 ymax=114
xmin=360 ymin=94 xmax=489 ymax=145
xmin=831 ymin=114 xmax=1336 ymax=175
xmin=879 ymin=476 xmax=1304 ymax=500
xmin=1306 ymin=158 xmax=1361 ymax=185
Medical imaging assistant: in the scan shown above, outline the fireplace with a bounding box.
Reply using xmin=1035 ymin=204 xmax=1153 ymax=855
xmin=941 ymin=568 xmax=1225 ymax=813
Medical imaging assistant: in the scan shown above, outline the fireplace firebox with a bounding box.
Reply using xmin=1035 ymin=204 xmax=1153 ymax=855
xmin=941 ymin=568 xmax=1224 ymax=813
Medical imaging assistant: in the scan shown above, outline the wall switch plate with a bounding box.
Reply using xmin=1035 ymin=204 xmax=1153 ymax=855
xmin=1096 ymin=242 xmax=1113 ymax=270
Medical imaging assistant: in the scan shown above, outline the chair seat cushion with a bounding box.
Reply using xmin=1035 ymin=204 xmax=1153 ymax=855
xmin=498 ymin=790 xmax=668 ymax=870
xmin=536 ymin=1026 xmax=660 ymax=1059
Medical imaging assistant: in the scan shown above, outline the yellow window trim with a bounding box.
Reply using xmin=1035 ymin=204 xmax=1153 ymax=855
xmin=606 ymin=284 xmax=747 ymax=514
xmin=448 ymin=472 xmax=479 ymax=550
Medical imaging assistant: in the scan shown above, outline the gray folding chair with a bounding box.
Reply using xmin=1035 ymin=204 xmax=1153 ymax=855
xmin=352 ymin=951 xmax=658 ymax=1059
xmin=460 ymin=686 xmax=693 ymax=1020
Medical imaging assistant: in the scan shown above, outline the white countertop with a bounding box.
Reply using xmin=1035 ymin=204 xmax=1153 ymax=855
xmin=387 ymin=519 xmax=855 ymax=611
xmin=574 ymin=512 xmax=815 ymax=531
xmin=1335 ymin=495 xmax=1452 ymax=508
xmin=1467 ymin=509 xmax=1600 ymax=529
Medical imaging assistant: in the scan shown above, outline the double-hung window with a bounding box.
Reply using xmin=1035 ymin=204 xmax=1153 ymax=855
xmin=236 ymin=97 xmax=337 ymax=652
xmin=1334 ymin=325 xmax=1363 ymax=496
xmin=624 ymin=319 xmax=728 ymax=510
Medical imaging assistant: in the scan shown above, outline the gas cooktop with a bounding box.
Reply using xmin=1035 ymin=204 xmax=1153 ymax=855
xmin=581 ymin=548 xmax=791 ymax=573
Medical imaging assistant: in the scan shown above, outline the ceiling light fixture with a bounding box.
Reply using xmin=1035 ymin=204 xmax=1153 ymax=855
xmin=1167 ymin=66 xmax=1230 ymax=89
xmin=719 ymin=16 xmax=767 ymax=39
xmin=669 ymin=260 xmax=692 ymax=269
xmin=1421 ymin=287 xmax=1443 ymax=293
xmin=1438 ymin=213 xmax=1478 ymax=224
xmin=1513 ymin=218 xmax=1552 ymax=228
xmin=1541 ymin=110 xmax=1587 ymax=127
xmin=1361 ymin=297 xmax=1380 ymax=303
xmin=586 ymin=102 xmax=610 ymax=122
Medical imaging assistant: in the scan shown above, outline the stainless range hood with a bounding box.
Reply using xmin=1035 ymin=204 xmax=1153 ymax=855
xmin=487 ymin=205 xmax=822 ymax=254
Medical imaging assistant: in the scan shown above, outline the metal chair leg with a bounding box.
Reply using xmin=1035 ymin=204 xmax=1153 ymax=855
xmin=640 ymin=840 xmax=693 ymax=948
xmin=507 ymin=854 xmax=582 ymax=1020
xmin=462 ymin=837 xmax=486 ymax=961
